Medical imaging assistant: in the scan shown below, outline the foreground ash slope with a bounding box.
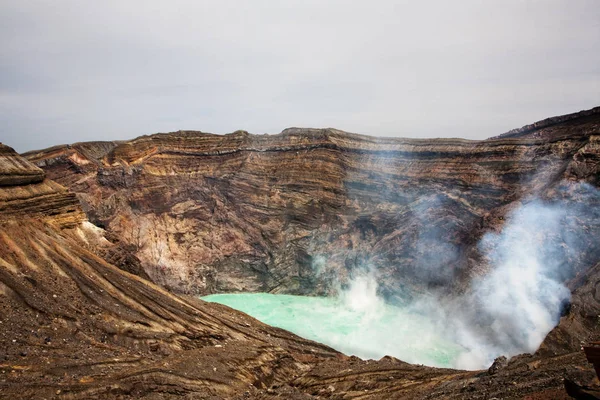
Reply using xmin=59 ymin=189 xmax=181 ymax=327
xmin=25 ymin=107 xmax=600 ymax=299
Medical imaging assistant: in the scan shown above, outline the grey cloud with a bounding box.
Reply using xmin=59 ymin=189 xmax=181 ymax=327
xmin=0 ymin=0 xmax=599 ymax=152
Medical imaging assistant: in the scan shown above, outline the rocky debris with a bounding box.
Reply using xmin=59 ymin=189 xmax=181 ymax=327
xmin=564 ymin=367 xmax=600 ymax=399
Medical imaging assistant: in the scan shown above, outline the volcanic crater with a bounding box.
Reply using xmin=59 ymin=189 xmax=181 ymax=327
xmin=1 ymin=106 xmax=600 ymax=398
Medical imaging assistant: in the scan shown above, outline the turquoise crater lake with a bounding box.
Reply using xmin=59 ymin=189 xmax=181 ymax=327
xmin=202 ymin=292 xmax=463 ymax=368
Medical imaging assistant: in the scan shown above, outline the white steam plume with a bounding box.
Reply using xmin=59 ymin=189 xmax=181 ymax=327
xmin=333 ymin=182 xmax=599 ymax=370
xmin=449 ymin=200 xmax=573 ymax=369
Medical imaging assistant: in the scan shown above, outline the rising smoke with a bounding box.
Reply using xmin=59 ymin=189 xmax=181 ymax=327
xmin=442 ymin=200 xmax=574 ymax=369
xmin=333 ymin=182 xmax=600 ymax=370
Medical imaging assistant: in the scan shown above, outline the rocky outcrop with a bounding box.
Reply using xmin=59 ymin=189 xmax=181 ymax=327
xmin=0 ymin=144 xmax=45 ymax=186
xmin=492 ymin=106 xmax=600 ymax=139
xmin=0 ymin=144 xmax=84 ymax=228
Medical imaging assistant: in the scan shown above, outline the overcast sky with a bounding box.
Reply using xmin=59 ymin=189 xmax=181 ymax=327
xmin=1 ymin=1 xmax=599 ymax=152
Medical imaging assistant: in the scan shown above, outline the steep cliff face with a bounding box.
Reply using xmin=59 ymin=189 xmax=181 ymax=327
xmin=24 ymin=108 xmax=600 ymax=301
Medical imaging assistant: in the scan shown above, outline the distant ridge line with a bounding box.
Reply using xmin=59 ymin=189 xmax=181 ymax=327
xmin=490 ymin=106 xmax=600 ymax=139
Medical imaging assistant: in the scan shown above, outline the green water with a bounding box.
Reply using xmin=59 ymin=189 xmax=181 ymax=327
xmin=202 ymin=292 xmax=463 ymax=368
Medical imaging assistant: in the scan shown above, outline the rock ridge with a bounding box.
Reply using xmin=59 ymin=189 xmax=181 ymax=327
xmin=491 ymin=106 xmax=600 ymax=139
xmin=0 ymin=143 xmax=45 ymax=186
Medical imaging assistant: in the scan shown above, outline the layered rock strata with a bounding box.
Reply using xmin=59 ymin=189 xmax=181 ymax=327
xmin=24 ymin=108 xmax=600 ymax=300
xmin=0 ymin=145 xmax=343 ymax=398
xmin=1 ymin=107 xmax=600 ymax=398
xmin=0 ymin=142 xmax=595 ymax=399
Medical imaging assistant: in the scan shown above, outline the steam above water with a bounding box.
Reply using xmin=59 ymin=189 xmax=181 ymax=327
xmin=424 ymin=200 xmax=576 ymax=369
xmin=450 ymin=202 xmax=573 ymax=368
xmin=205 ymin=183 xmax=599 ymax=370
xmin=203 ymin=289 xmax=463 ymax=368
